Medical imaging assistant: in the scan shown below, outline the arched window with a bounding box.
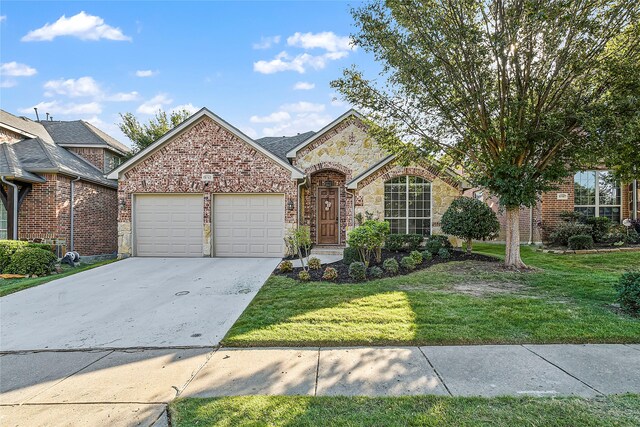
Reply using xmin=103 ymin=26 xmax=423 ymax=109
xmin=384 ymin=176 xmax=431 ymax=235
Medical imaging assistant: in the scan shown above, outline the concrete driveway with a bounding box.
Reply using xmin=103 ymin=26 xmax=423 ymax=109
xmin=0 ymin=257 xmax=279 ymax=351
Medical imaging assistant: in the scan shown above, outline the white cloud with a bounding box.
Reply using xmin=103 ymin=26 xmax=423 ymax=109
xmin=22 ymin=11 xmax=131 ymax=42
xmin=287 ymin=32 xmax=355 ymax=52
xmin=0 ymin=61 xmax=37 ymax=77
xmin=107 ymin=91 xmax=139 ymax=102
xmin=135 ymin=69 xmax=158 ymax=77
xmin=293 ymin=81 xmax=315 ymax=90
xmin=136 ymin=94 xmax=172 ymax=114
xmin=172 ymin=103 xmax=199 ymax=115
xmin=240 ymin=126 xmax=258 ymax=139
xmin=19 ymin=100 xmax=102 ymax=116
xmin=44 ymin=76 xmax=101 ymax=97
xmin=0 ymin=16 xmax=6 ymax=23
xmin=281 ymin=102 xmax=325 ymax=113
xmin=261 ymin=112 xmax=333 ymax=137
xmin=250 ymin=111 xmax=291 ymax=124
xmin=253 ymin=35 xmax=281 ymax=50
xmin=0 ymin=79 xmax=17 ymax=88
xmin=330 ymin=92 xmax=348 ymax=107
xmin=254 ymin=51 xmax=348 ymax=74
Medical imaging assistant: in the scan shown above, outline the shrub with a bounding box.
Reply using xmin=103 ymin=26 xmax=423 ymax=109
xmin=606 ymin=225 xmax=639 ymax=245
xmin=568 ymin=234 xmax=594 ymax=250
xmin=427 ymin=235 xmax=453 ymax=250
xmin=614 ymin=271 xmax=640 ymax=314
xmin=424 ymin=240 xmax=442 ymax=255
xmin=349 ymin=261 xmax=367 ymax=281
xmin=4 ymin=247 xmax=57 ymax=276
xmin=343 ymin=247 xmax=360 ymax=265
xmin=308 ymin=257 xmax=322 ymax=270
xmin=558 ymin=211 xmax=585 ymax=223
xmin=298 ymin=270 xmax=311 ymax=281
xmin=347 ymin=220 xmax=390 ymax=266
xmin=278 ymin=260 xmax=293 ymax=273
xmin=400 ymin=256 xmax=416 ymax=271
xmin=369 ymin=266 xmax=383 ymax=278
xmin=384 ymin=234 xmax=423 ymax=251
xmin=437 ymin=248 xmax=451 ymax=259
xmin=382 ymin=258 xmax=399 ymax=274
xmin=285 ymin=226 xmax=312 ymax=270
xmin=421 ymin=250 xmax=433 ymax=261
xmin=409 ymin=250 xmax=423 ymax=264
xmin=584 ymin=217 xmax=611 ymax=243
xmin=549 ymin=223 xmax=593 ymax=246
xmin=322 ymin=267 xmax=338 ymax=281
xmin=441 ymin=197 xmax=500 ymax=252
xmin=0 ymin=240 xmax=55 ymax=272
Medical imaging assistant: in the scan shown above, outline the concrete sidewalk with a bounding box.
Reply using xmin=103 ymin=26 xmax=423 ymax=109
xmin=1 ymin=344 xmax=639 ymax=426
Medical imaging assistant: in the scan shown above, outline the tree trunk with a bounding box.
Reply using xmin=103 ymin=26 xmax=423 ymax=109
xmin=466 ymin=238 xmax=472 ymax=253
xmin=505 ymin=207 xmax=527 ymax=268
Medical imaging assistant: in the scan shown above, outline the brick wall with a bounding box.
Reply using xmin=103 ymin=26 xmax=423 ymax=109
xmin=67 ymin=147 xmax=105 ymax=172
xmin=17 ymin=173 xmax=58 ymax=239
xmin=72 ymin=180 xmax=118 ymax=254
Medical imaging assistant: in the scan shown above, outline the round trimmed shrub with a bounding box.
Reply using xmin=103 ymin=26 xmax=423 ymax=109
xmin=369 ymin=266 xmax=383 ymax=278
xmin=308 ymin=257 xmax=322 ymax=270
xmin=427 ymin=235 xmax=453 ymax=250
xmin=437 ymin=248 xmax=451 ymax=259
xmin=342 ymin=247 xmax=360 ymax=265
xmin=400 ymin=256 xmax=416 ymax=271
xmin=584 ymin=217 xmax=611 ymax=243
xmin=279 ymin=260 xmax=293 ymax=273
xmin=549 ymin=223 xmax=593 ymax=246
xmin=4 ymin=247 xmax=57 ymax=276
xmin=349 ymin=261 xmax=367 ymax=281
xmin=298 ymin=270 xmax=311 ymax=281
xmin=568 ymin=234 xmax=594 ymax=250
xmin=614 ymin=271 xmax=640 ymax=314
xmin=421 ymin=250 xmax=433 ymax=262
xmin=424 ymin=240 xmax=442 ymax=255
xmin=409 ymin=250 xmax=423 ymax=264
xmin=382 ymin=258 xmax=399 ymax=274
xmin=322 ymin=267 xmax=338 ymax=281
xmin=440 ymin=197 xmax=500 ymax=252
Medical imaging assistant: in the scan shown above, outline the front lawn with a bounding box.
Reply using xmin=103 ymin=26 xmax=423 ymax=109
xmin=169 ymin=395 xmax=640 ymax=427
xmin=222 ymin=244 xmax=640 ymax=346
xmin=0 ymin=259 xmax=117 ymax=297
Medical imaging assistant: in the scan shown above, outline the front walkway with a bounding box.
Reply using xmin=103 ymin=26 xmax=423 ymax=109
xmin=1 ymin=344 xmax=639 ymax=426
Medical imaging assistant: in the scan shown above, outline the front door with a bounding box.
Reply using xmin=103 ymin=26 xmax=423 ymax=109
xmin=318 ymin=187 xmax=338 ymax=245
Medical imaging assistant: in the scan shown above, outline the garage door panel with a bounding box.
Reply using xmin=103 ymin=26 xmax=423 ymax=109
xmin=214 ymin=194 xmax=284 ymax=257
xmin=135 ymin=194 xmax=203 ymax=257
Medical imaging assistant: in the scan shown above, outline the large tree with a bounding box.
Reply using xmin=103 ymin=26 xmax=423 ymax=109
xmin=332 ymin=0 xmax=639 ymax=267
xmin=118 ymin=109 xmax=192 ymax=155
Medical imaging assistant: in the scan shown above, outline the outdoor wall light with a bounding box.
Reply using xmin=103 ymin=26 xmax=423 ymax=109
xmin=287 ymin=199 xmax=295 ymax=211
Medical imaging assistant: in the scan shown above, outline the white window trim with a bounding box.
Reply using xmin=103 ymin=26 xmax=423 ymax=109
xmin=383 ymin=176 xmax=432 ymax=235
xmin=574 ymin=170 xmax=622 ymax=222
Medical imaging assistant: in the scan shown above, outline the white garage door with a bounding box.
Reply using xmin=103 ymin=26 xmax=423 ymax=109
xmin=213 ymin=194 xmax=284 ymax=257
xmin=134 ymin=194 xmax=203 ymax=257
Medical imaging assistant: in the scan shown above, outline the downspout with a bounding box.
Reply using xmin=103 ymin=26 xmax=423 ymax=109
xmin=528 ymin=206 xmax=534 ymax=245
xmin=633 ymin=179 xmax=638 ymax=220
xmin=1 ymin=176 xmax=18 ymax=240
xmin=346 ymin=188 xmax=356 ymax=231
xmin=297 ymin=177 xmax=307 ymax=227
xmin=70 ymin=176 xmax=81 ymax=251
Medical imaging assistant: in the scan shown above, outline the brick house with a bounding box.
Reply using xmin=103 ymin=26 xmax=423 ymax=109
xmin=109 ymin=108 xmax=465 ymax=258
xmin=0 ymin=110 xmax=129 ymax=256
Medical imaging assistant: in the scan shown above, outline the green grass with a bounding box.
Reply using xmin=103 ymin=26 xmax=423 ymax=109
xmin=222 ymin=244 xmax=640 ymax=346
xmin=169 ymin=395 xmax=640 ymax=427
xmin=0 ymin=259 xmax=117 ymax=297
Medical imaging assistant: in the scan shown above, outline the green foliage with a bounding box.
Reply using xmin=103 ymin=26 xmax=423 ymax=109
xmin=400 ymin=256 xmax=416 ymax=271
xmin=118 ymin=109 xmax=192 ymax=155
xmin=424 ymin=240 xmax=443 ymax=255
xmin=343 ymin=247 xmax=360 ymax=265
xmin=614 ymin=271 xmax=640 ymax=314
xmin=5 ymin=247 xmax=57 ymax=276
xmin=441 ymin=197 xmax=500 ymax=252
xmin=308 ymin=257 xmax=322 ymax=270
xmin=347 ymin=220 xmax=390 ymax=267
xmin=286 ymin=226 xmax=312 ymax=271
xmin=438 ymin=248 xmax=451 ymax=259
xmin=385 ymin=234 xmax=423 ymax=252
xmin=369 ymin=266 xmax=384 ymax=278
xmin=584 ymin=217 xmax=611 ymax=243
xmin=322 ymin=267 xmax=338 ymax=281
xmin=559 ymin=211 xmax=585 ymax=224
xmin=549 ymin=223 xmax=593 ymax=246
xmin=349 ymin=261 xmax=367 ymax=281
xmin=568 ymin=235 xmax=594 ymax=250
xmin=409 ymin=250 xmax=423 ymax=264
xmin=0 ymin=240 xmax=55 ymax=273
xmin=278 ymin=260 xmax=293 ymax=273
xmin=298 ymin=270 xmax=311 ymax=282
xmin=421 ymin=250 xmax=433 ymax=262
xmin=607 ymin=225 xmax=640 ymax=245
xmin=382 ymin=257 xmax=399 ymax=274
xmin=427 ymin=235 xmax=453 ymax=250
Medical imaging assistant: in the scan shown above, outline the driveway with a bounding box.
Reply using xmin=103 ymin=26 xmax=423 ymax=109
xmin=0 ymin=257 xmax=279 ymax=351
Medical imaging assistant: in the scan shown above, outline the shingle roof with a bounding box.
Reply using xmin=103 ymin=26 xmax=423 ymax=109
xmin=0 ymin=143 xmax=46 ymax=183
xmin=255 ymin=131 xmax=315 ymax=162
xmin=0 ymin=110 xmax=55 ymax=144
xmin=40 ymin=120 xmax=130 ymax=154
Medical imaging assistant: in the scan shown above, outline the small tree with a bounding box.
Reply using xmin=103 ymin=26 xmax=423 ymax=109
xmin=285 ymin=226 xmax=312 ymax=271
xmin=118 ymin=109 xmax=192 ymax=155
xmin=441 ymin=197 xmax=500 ymax=253
xmin=347 ymin=220 xmax=390 ymax=267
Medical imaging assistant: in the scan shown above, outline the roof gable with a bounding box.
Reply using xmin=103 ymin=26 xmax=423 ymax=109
xmin=40 ymin=120 xmax=130 ymax=155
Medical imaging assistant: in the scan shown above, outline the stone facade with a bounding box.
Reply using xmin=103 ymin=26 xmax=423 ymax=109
xmin=116 ymin=115 xmax=298 ymax=257
xmin=0 ymin=127 xmax=23 ymax=143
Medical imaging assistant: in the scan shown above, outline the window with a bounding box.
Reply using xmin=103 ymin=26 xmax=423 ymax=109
xmin=574 ymin=171 xmax=621 ymax=223
xmin=0 ymin=203 xmax=6 ymax=239
xmin=384 ymin=176 xmax=431 ymax=235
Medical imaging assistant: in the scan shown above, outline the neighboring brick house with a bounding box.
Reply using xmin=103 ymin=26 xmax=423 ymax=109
xmin=109 ymin=108 xmax=465 ymax=258
xmin=0 ymin=110 xmax=129 ymax=256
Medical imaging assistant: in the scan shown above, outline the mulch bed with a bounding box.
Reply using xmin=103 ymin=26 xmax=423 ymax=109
xmin=275 ymin=248 xmax=499 ymax=284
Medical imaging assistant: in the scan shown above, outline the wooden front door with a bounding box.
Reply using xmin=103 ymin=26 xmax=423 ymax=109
xmin=317 ymin=187 xmax=339 ymax=244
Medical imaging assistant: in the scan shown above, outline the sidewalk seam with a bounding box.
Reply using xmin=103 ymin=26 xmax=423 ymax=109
xmin=623 ymin=344 xmax=640 ymax=353
xmin=314 ymin=347 xmax=321 ymax=396
xmin=176 ymin=347 xmax=219 ymax=398
xmin=521 ymin=345 xmax=604 ymax=396
xmin=418 ymin=347 xmax=452 ymax=396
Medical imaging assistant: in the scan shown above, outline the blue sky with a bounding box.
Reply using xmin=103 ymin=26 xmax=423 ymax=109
xmin=0 ymin=1 xmax=376 ymax=145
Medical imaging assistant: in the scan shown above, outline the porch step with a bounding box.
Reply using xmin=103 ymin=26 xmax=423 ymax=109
xmin=311 ymin=246 xmax=345 ymax=256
